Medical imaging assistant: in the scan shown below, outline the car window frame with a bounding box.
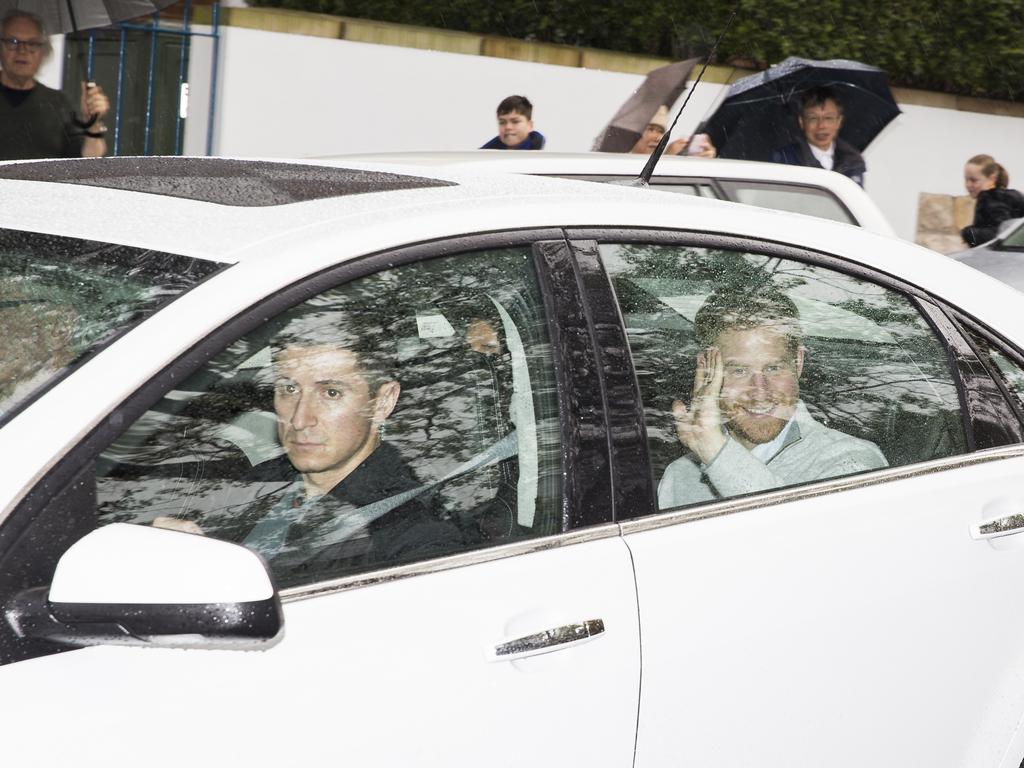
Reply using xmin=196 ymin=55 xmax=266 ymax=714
xmin=565 ymin=227 xmax=1024 ymax=524
xmin=0 ymin=228 xmax=622 ymax=666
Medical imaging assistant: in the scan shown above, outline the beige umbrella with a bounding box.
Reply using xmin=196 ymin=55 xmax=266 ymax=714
xmin=592 ymin=58 xmax=698 ymax=153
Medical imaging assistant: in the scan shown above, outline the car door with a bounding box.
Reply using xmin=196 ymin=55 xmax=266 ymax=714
xmin=578 ymin=232 xmax=1024 ymax=767
xmin=0 ymin=234 xmax=641 ymax=767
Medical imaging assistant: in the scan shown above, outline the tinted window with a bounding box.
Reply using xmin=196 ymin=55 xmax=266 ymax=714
xmin=965 ymin=327 xmax=1024 ymax=411
xmin=0 ymin=230 xmax=224 ymax=421
xmin=93 ymin=247 xmax=563 ymax=588
xmin=717 ymin=180 xmax=856 ymax=225
xmin=600 ymin=243 xmax=965 ymax=510
xmin=1000 ymin=219 xmax=1024 ymax=249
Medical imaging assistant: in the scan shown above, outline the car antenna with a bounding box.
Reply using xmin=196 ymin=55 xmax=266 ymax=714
xmin=633 ymin=5 xmax=740 ymax=187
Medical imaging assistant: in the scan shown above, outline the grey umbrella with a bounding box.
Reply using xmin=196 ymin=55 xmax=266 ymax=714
xmin=0 ymin=0 xmax=179 ymax=35
xmin=593 ymin=58 xmax=699 ymax=153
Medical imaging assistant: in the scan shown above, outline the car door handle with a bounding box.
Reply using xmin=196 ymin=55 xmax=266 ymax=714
xmin=491 ymin=618 xmax=605 ymax=662
xmin=971 ymin=509 xmax=1024 ymax=541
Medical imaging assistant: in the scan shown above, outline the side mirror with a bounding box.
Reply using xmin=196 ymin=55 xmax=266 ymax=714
xmin=5 ymin=524 xmax=283 ymax=650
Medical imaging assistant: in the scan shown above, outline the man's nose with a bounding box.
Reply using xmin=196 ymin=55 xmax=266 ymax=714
xmin=747 ymin=371 xmax=771 ymax=392
xmin=287 ymin=392 xmax=317 ymax=429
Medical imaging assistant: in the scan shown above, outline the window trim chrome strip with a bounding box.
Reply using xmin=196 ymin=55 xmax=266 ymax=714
xmin=618 ymin=443 xmax=1024 ymax=536
xmin=281 ymin=445 xmax=1024 ymax=604
xmin=279 ymin=522 xmax=623 ymax=603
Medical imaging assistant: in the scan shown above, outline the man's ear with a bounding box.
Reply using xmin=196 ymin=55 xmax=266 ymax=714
xmin=796 ymin=346 xmax=806 ymax=377
xmin=373 ymin=380 xmax=401 ymax=422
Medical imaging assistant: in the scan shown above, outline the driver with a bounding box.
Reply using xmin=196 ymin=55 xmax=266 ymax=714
xmin=157 ymin=304 xmax=465 ymax=582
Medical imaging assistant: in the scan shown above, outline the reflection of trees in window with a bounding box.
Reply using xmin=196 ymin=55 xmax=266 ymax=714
xmin=602 ymin=243 xmax=966 ymax=472
xmin=0 ymin=231 xmax=222 ymax=414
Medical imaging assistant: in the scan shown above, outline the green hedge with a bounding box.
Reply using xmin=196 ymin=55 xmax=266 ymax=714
xmin=249 ymin=0 xmax=1024 ymax=100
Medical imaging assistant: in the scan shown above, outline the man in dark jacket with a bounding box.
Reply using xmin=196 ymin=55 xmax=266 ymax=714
xmin=156 ymin=307 xmax=467 ymax=587
xmin=771 ymin=87 xmax=866 ymax=187
xmin=0 ymin=9 xmax=110 ymax=159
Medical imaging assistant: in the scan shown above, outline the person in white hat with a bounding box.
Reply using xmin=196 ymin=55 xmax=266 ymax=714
xmin=630 ymin=104 xmax=716 ymax=157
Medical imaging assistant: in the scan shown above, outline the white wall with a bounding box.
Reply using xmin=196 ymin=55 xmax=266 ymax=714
xmin=186 ymin=25 xmax=1023 ymax=241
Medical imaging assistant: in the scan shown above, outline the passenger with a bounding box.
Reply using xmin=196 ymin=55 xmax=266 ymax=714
xmin=961 ymin=154 xmax=1024 ymax=247
xmin=771 ymin=87 xmax=866 ymax=187
xmin=480 ymin=94 xmax=546 ymax=150
xmin=157 ymin=307 xmax=465 ymax=581
xmin=658 ymin=288 xmax=887 ymax=508
xmin=629 ymin=105 xmax=717 ymax=157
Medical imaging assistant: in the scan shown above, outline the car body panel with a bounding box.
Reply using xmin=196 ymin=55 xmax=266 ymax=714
xmin=0 ymin=534 xmax=641 ymax=767
xmin=627 ymin=451 xmax=1024 ymax=766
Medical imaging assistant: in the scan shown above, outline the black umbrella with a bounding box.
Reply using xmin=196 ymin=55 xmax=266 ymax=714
xmin=0 ymin=0 xmax=178 ymax=35
xmin=701 ymin=57 xmax=901 ymax=162
xmin=593 ymin=58 xmax=699 ymax=153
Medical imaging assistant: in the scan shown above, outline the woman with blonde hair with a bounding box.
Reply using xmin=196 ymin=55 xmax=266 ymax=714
xmin=961 ymin=154 xmax=1024 ymax=246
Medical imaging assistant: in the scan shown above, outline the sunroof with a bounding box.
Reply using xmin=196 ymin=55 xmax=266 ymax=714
xmin=0 ymin=157 xmax=456 ymax=206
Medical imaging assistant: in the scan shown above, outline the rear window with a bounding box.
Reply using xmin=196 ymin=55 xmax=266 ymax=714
xmin=0 ymin=230 xmax=225 ymax=422
xmin=716 ymin=180 xmax=856 ymax=225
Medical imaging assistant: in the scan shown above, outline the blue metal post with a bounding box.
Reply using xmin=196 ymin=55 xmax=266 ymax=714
xmin=112 ymin=25 xmax=128 ymax=155
xmin=174 ymin=0 xmax=193 ymax=155
xmin=143 ymin=10 xmax=161 ymax=155
xmin=206 ymin=2 xmax=221 ymax=156
xmin=86 ymin=32 xmax=95 ymax=81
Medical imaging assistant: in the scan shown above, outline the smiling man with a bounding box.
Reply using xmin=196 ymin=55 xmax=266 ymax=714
xmin=480 ymin=94 xmax=545 ymax=150
xmin=771 ymin=87 xmax=866 ymax=187
xmin=0 ymin=9 xmax=110 ymax=160
xmin=658 ymin=288 xmax=886 ymax=508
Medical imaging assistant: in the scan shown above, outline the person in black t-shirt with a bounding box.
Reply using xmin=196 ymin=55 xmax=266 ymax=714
xmin=0 ymin=9 xmax=110 ymax=160
xmin=155 ymin=305 xmax=468 ymax=586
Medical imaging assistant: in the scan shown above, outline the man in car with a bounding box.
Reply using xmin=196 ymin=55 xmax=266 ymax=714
xmin=658 ymin=288 xmax=886 ymax=508
xmin=0 ymin=9 xmax=110 ymax=160
xmin=158 ymin=305 xmax=467 ymax=583
xmin=771 ymin=87 xmax=866 ymax=187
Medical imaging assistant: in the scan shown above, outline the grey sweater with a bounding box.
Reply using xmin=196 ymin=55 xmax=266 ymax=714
xmin=658 ymin=401 xmax=888 ymax=509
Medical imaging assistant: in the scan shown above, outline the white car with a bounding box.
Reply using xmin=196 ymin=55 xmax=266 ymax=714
xmin=3 ymin=156 xmax=1024 ymax=767
xmin=950 ymin=216 xmax=1024 ymax=291
xmin=321 ymin=150 xmax=897 ymax=236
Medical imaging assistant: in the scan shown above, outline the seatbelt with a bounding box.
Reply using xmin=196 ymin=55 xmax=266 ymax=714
xmin=286 ymin=430 xmax=519 ymax=554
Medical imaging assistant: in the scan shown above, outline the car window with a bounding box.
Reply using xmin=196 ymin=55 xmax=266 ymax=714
xmin=648 ymin=181 xmax=717 ymax=198
xmin=0 ymin=230 xmax=224 ymax=422
xmin=93 ymin=247 xmax=563 ymax=589
xmin=599 ymin=243 xmax=966 ymax=511
xmin=1000 ymin=220 xmax=1024 ymax=249
xmin=716 ymin=180 xmax=857 ymax=226
xmin=965 ymin=327 xmax=1024 ymax=411
xmin=550 ymin=174 xmax=716 ymax=199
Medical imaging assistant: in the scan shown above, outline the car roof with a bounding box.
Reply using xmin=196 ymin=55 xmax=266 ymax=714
xmin=0 ymin=156 xmax=1009 ymax=336
xmin=316 ymin=150 xmax=896 ymax=237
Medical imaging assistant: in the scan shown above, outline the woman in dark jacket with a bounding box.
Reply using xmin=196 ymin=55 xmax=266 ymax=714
xmin=961 ymin=154 xmax=1024 ymax=247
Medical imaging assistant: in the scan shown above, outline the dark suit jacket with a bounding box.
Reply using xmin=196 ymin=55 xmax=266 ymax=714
xmin=229 ymin=443 xmax=467 ymax=588
xmin=771 ymin=138 xmax=866 ymax=187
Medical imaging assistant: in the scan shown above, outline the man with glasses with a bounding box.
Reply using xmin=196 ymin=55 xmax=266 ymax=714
xmin=0 ymin=10 xmax=110 ymax=160
xmin=770 ymin=87 xmax=866 ymax=186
